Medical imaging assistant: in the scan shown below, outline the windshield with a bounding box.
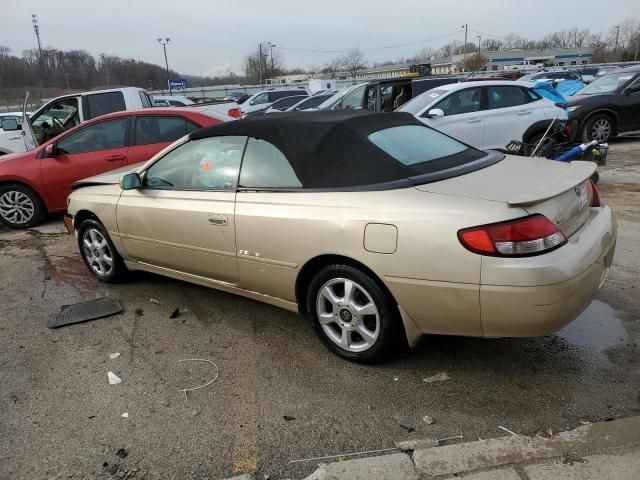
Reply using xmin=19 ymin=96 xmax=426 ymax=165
xmin=316 ymin=84 xmax=365 ymax=110
xmin=397 ymin=89 xmax=447 ymax=115
xmin=579 ymin=71 xmax=637 ymax=94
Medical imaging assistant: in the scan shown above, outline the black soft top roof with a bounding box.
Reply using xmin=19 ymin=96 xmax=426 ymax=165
xmin=190 ymin=110 xmax=495 ymax=189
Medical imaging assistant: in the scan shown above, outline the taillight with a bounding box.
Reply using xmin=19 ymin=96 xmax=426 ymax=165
xmin=227 ymin=107 xmax=241 ymax=119
xmin=590 ymin=180 xmax=601 ymax=207
xmin=458 ymin=214 xmax=566 ymax=257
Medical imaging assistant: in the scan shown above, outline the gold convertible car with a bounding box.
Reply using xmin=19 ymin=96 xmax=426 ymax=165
xmin=66 ymin=111 xmax=616 ymax=362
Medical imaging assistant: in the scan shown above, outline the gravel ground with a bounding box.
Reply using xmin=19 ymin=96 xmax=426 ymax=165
xmin=1 ymin=136 xmax=639 ymax=480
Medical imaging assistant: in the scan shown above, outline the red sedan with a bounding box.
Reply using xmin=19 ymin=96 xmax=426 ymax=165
xmin=0 ymin=108 xmax=226 ymax=228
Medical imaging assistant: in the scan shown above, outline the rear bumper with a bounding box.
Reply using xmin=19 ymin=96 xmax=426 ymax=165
xmin=480 ymin=205 xmax=616 ymax=336
xmin=387 ymin=205 xmax=616 ymax=339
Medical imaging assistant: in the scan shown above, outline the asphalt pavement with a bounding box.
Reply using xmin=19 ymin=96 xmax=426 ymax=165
xmin=1 ymin=137 xmax=639 ymax=479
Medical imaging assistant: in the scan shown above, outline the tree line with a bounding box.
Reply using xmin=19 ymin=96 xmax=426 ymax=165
xmin=0 ymin=46 xmax=185 ymax=93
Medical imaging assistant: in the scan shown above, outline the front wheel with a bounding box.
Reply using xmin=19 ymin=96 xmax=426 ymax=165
xmin=582 ymin=114 xmax=613 ymax=143
xmin=307 ymin=264 xmax=403 ymax=363
xmin=77 ymin=219 xmax=128 ymax=283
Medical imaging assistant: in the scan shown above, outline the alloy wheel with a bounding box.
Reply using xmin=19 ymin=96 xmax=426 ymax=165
xmin=82 ymin=228 xmax=114 ymax=277
xmin=0 ymin=191 xmax=35 ymax=225
xmin=591 ymin=118 xmax=611 ymax=142
xmin=315 ymin=277 xmax=380 ymax=353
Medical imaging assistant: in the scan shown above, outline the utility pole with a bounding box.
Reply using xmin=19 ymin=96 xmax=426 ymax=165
xmin=614 ymin=25 xmax=620 ymax=59
xmin=268 ymin=42 xmax=277 ymax=81
xmin=258 ymin=42 xmax=263 ymax=85
xmin=31 ymin=14 xmax=44 ymax=73
xmin=63 ymin=73 xmax=70 ymax=91
xmin=477 ymin=35 xmax=481 ymax=56
xmin=462 ymin=24 xmax=468 ymax=71
xmin=157 ymin=38 xmax=171 ymax=95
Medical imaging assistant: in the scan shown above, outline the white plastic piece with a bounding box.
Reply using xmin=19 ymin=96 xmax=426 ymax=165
xmin=107 ymin=371 xmax=122 ymax=385
xmin=121 ymin=412 xmax=129 ymax=418
xmin=109 ymin=352 xmax=121 ymax=359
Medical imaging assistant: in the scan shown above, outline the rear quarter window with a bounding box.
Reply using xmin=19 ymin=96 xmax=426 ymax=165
xmin=86 ymin=92 xmax=126 ymax=119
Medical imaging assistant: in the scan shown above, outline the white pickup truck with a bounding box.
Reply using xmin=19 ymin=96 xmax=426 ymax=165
xmin=0 ymin=87 xmax=157 ymax=156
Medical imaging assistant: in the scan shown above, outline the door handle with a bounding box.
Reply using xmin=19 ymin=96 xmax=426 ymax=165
xmin=105 ymin=154 xmax=127 ymax=162
xmin=208 ymin=214 xmax=228 ymax=226
xmin=466 ymin=118 xmax=482 ymax=123
xmin=517 ymin=110 xmax=533 ymax=115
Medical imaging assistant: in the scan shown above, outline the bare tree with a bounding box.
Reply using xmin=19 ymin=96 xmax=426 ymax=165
xmin=341 ymin=48 xmax=366 ymax=80
xmin=243 ymin=41 xmax=284 ymax=84
xmin=323 ymin=56 xmax=345 ymax=78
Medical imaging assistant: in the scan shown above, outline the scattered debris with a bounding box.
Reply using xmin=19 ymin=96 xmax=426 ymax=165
xmin=134 ymin=308 xmax=144 ymax=316
xmin=116 ymin=448 xmax=128 ymax=459
xmin=45 ymin=274 xmax=51 ymax=280
xmin=9 ymin=393 xmax=18 ymax=403
xmin=89 ymin=415 xmax=96 ymax=419
xmin=169 ymin=308 xmax=180 ymax=319
xmin=283 ymin=415 xmax=296 ymax=421
xmin=395 ymin=439 xmax=439 ymax=451
xmin=149 ymin=298 xmax=161 ymax=305
xmin=289 ymin=447 xmax=400 ymax=464
xmin=154 ymin=349 xmax=163 ymax=355
xmin=498 ymin=425 xmax=518 ymax=436
xmin=176 ymin=358 xmax=219 ymax=399
xmin=546 ymin=427 xmax=554 ymax=437
xmin=121 ymin=412 xmax=129 ymax=418
xmin=399 ymin=424 xmax=415 ymax=433
xmin=393 ymin=376 xmax=399 ymax=381
xmin=579 ymin=420 xmax=592 ymax=425
xmin=109 ymin=352 xmax=121 ymax=359
xmin=423 ymin=415 xmax=436 ymax=425
xmin=107 ymin=371 xmax=122 ymax=385
xmin=48 ymin=297 xmax=123 ymax=328
xmin=423 ymin=372 xmax=451 ymax=383
xmin=192 ymin=409 xmax=201 ymax=417
xmin=436 ymin=434 xmax=464 ymax=444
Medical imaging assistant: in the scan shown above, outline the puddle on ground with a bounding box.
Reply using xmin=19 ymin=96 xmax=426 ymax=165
xmin=45 ymin=255 xmax=97 ymax=295
xmin=556 ymin=300 xmax=627 ymax=356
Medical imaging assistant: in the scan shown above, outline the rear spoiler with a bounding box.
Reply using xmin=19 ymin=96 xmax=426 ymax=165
xmin=508 ymin=161 xmax=596 ymax=206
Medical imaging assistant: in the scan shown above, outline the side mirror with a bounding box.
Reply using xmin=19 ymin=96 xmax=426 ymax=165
xmin=1 ymin=118 xmax=20 ymax=131
xmin=45 ymin=143 xmax=58 ymax=157
xmin=426 ymin=108 xmax=445 ymax=118
xmin=120 ymin=172 xmax=142 ymax=190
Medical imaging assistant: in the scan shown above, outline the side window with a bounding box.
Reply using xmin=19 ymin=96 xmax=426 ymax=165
xmin=139 ymin=91 xmax=153 ymax=108
xmin=144 ymin=136 xmax=246 ymax=190
xmin=168 ymin=100 xmax=186 ymax=106
xmin=252 ymin=93 xmax=269 ymax=105
xmin=185 ymin=121 xmax=200 ymax=134
xmin=336 ymin=85 xmax=366 ymax=110
xmin=434 ymin=88 xmax=481 ymax=116
xmin=526 ymin=88 xmax=542 ymax=101
xmin=239 ymin=138 xmax=302 ymax=188
xmin=57 ymin=118 xmax=128 ymax=155
xmin=86 ymin=92 xmax=126 ymax=119
xmin=135 ymin=116 xmax=187 ymax=146
xmin=487 ymin=86 xmax=528 ymax=110
xmin=32 ymin=97 xmax=80 ymax=130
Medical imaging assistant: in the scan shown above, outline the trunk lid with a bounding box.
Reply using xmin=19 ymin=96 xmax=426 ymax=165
xmin=414 ymin=155 xmax=596 ymax=237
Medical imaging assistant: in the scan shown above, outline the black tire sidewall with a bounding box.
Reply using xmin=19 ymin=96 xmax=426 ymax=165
xmin=0 ymin=183 xmax=46 ymax=228
xmin=77 ymin=219 xmax=125 ymax=283
xmin=307 ymin=264 xmax=401 ymax=363
xmin=583 ymin=114 xmax=612 ymax=143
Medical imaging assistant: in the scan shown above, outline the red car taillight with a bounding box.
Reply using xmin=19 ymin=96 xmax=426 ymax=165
xmin=590 ymin=180 xmax=601 ymax=207
xmin=227 ymin=107 xmax=241 ymax=119
xmin=458 ymin=214 xmax=567 ymax=257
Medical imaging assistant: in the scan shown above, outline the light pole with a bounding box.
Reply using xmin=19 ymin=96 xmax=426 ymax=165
xmin=477 ymin=35 xmax=481 ymax=56
xmin=157 ymin=37 xmax=171 ymax=95
xmin=268 ymin=42 xmax=277 ymax=80
xmin=31 ymin=14 xmax=44 ymax=73
xmin=461 ymin=24 xmax=468 ymax=71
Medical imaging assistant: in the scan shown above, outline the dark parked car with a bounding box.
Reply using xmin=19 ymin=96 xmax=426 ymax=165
xmin=567 ymin=65 xmax=640 ymax=142
xmin=225 ymin=91 xmax=250 ymax=104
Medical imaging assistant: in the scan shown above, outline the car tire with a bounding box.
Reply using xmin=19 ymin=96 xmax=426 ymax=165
xmin=0 ymin=183 xmax=47 ymax=229
xmin=582 ymin=113 xmax=614 ymax=143
xmin=307 ymin=264 xmax=403 ymax=363
xmin=77 ymin=218 xmax=128 ymax=283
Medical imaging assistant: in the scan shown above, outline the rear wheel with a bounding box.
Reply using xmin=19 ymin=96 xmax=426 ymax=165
xmin=0 ymin=183 xmax=46 ymax=228
xmin=307 ymin=264 xmax=402 ymax=363
xmin=77 ymin=219 xmax=128 ymax=282
xmin=582 ymin=114 xmax=613 ymax=143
